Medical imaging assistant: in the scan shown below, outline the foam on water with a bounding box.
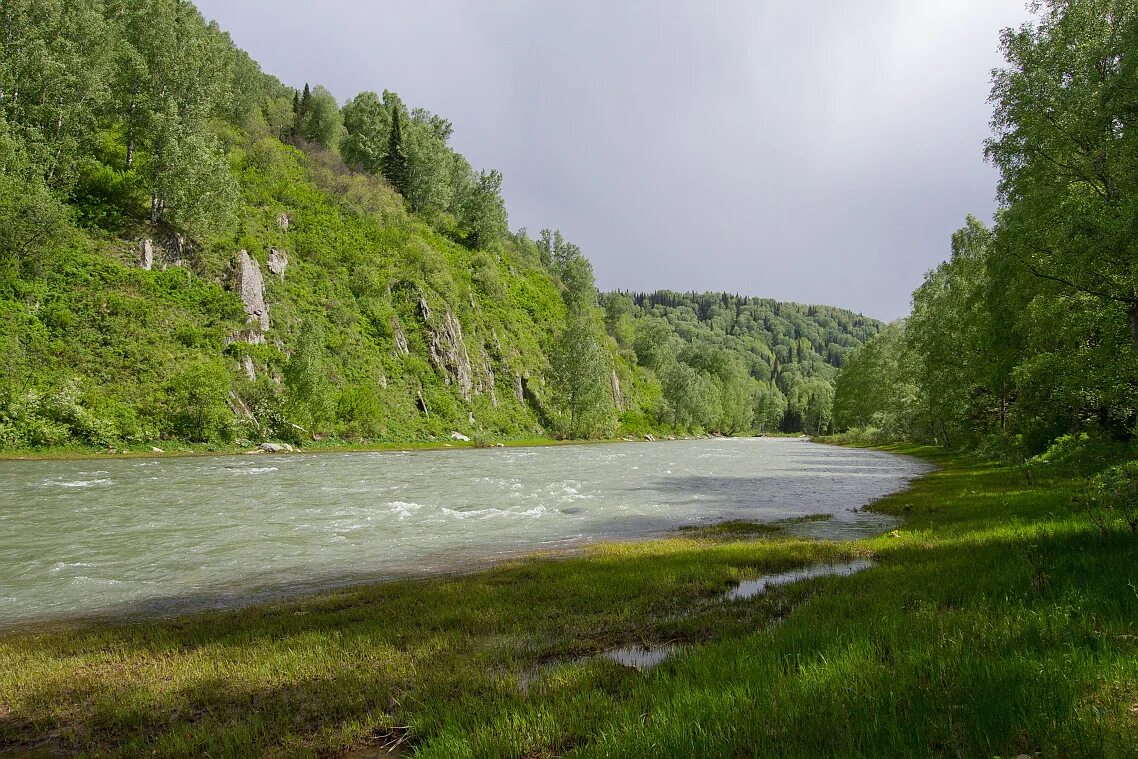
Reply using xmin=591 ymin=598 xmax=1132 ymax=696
xmin=0 ymin=438 xmax=931 ymax=629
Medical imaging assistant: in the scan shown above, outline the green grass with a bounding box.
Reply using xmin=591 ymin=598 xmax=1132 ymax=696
xmin=1 ymin=446 xmax=1136 ymax=757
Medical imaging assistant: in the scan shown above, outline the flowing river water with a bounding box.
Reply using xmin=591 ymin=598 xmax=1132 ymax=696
xmin=0 ymin=438 xmax=930 ymax=630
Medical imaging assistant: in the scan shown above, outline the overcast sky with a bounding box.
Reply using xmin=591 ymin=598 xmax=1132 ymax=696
xmin=195 ymin=0 xmax=1033 ymax=320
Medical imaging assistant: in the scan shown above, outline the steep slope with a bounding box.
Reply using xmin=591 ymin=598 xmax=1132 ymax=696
xmin=0 ymin=0 xmax=883 ymax=451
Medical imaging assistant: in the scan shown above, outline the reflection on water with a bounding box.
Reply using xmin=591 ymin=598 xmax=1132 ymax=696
xmin=602 ymin=644 xmax=680 ymax=671
xmin=0 ymin=438 xmax=930 ymax=629
xmin=725 ymin=559 xmax=875 ymax=601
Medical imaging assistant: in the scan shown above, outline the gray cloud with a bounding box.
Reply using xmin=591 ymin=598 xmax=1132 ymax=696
xmin=196 ymin=0 xmax=1032 ymax=320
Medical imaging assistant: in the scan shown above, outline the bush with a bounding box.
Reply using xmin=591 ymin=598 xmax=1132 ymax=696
xmin=1084 ymin=461 xmax=1138 ymax=536
xmin=163 ymin=361 xmax=235 ymax=443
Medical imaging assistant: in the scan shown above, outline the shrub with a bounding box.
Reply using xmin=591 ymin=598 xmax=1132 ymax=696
xmin=1084 ymin=461 xmax=1138 ymax=536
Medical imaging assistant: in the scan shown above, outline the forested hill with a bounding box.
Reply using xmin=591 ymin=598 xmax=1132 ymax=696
xmin=0 ymin=0 xmax=878 ymax=451
xmin=609 ymin=292 xmax=880 ymax=435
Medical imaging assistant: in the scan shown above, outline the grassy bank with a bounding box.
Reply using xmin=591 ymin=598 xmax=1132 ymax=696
xmin=2 ymin=446 xmax=1136 ymax=757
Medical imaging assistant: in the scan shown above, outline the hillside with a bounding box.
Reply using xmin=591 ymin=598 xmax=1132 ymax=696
xmin=0 ymin=1 xmax=881 ymax=451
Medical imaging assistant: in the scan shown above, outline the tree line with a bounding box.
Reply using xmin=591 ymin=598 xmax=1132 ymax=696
xmin=834 ymin=0 xmax=1138 ymax=455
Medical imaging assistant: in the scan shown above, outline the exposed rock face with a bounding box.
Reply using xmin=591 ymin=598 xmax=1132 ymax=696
xmin=611 ymin=369 xmax=624 ymax=412
xmin=223 ymin=329 xmax=265 ymax=346
xmin=240 ymin=355 xmax=256 ymax=381
xmin=479 ymin=345 xmax=498 ymax=408
xmin=427 ymin=311 xmax=474 ymax=401
xmin=268 ymin=247 xmax=288 ymax=280
xmin=140 ymin=239 xmax=154 ymax=270
xmin=514 ymin=374 xmax=525 ymax=403
xmin=234 ymin=250 xmax=270 ymax=331
xmin=392 ymin=319 xmax=410 ymax=355
xmin=277 ymin=213 xmax=290 ymax=231
xmin=170 ymin=234 xmax=186 ymax=267
xmin=418 ymin=294 xmax=432 ymax=321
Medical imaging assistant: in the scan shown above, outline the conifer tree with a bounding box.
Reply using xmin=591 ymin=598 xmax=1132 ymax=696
xmin=382 ymin=107 xmax=408 ymax=194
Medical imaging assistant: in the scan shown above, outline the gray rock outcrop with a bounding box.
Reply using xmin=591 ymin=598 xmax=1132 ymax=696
xmin=392 ymin=318 xmax=410 ymax=355
xmin=268 ymin=247 xmax=288 ymax=280
xmin=169 ymin=234 xmax=186 ymax=267
xmin=277 ymin=213 xmax=290 ymax=231
xmin=140 ymin=239 xmax=154 ymax=270
xmin=450 ymin=431 xmax=471 ymax=442
xmin=234 ymin=250 xmax=270 ymax=331
xmin=611 ymin=369 xmax=624 ymax=412
xmin=259 ymin=442 xmax=293 ymax=453
xmin=427 ymin=310 xmax=474 ymax=401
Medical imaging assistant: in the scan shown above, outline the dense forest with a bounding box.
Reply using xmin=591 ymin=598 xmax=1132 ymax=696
xmin=0 ymin=0 xmax=879 ymax=451
xmin=833 ymin=1 xmax=1137 ymax=470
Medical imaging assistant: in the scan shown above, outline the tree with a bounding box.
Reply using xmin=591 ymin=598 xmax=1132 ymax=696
xmin=165 ymin=360 xmax=233 ymax=442
xmin=660 ymin=360 xmax=719 ymax=431
xmin=0 ymin=0 xmax=113 ymax=186
xmin=633 ymin=317 xmax=679 ymax=370
xmin=340 ymin=91 xmax=387 ymax=173
xmin=381 ymin=104 xmax=408 ymax=193
xmin=283 ymin=320 xmax=331 ymax=434
xmin=109 ymin=0 xmax=238 ymax=232
xmin=458 ymin=169 xmax=507 ymax=248
xmin=987 ymin=0 xmax=1138 ymax=355
xmin=789 ymin=378 xmax=834 ymax=436
xmin=753 ymin=383 xmax=787 ymax=433
xmin=551 ymin=313 xmax=617 ymax=439
xmin=297 ymin=85 xmax=342 ymax=150
xmin=403 ymin=108 xmax=457 ymax=214
xmin=548 ymin=234 xmax=617 ymax=438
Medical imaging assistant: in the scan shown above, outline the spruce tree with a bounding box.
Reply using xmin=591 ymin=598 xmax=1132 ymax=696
xmin=382 ymin=107 xmax=408 ymax=194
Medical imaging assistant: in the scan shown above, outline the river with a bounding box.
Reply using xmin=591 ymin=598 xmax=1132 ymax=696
xmin=0 ymin=438 xmax=930 ymax=630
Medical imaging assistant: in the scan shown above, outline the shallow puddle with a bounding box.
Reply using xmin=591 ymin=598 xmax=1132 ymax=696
xmin=602 ymin=643 xmax=680 ymax=671
xmin=726 ymin=559 xmax=874 ymax=601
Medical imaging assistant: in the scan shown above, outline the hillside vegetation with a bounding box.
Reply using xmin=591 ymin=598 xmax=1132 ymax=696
xmin=0 ymin=0 xmax=879 ymax=452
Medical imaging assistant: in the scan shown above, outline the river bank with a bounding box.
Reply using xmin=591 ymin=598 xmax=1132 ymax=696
xmin=0 ymin=432 xmax=815 ymax=463
xmin=1 ymin=446 xmax=1135 ymax=757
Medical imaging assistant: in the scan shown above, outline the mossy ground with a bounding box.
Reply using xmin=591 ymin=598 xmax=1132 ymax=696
xmin=1 ymin=446 xmax=1136 ymax=757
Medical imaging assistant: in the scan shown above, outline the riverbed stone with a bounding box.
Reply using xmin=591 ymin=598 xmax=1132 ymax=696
xmin=259 ymin=442 xmax=293 ymax=453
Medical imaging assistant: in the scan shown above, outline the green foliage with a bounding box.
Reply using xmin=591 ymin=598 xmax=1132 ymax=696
xmin=340 ymin=91 xmax=388 ymax=173
xmin=621 ymin=291 xmax=878 ymax=435
xmin=296 ymin=85 xmax=343 ymax=150
xmin=458 ymin=169 xmax=508 ymax=248
xmin=1085 ymin=461 xmax=1138 ymax=534
xmin=0 ymin=170 xmax=72 ymax=265
xmin=162 ymin=360 xmax=233 ymax=442
xmin=381 ymin=104 xmax=408 ymax=194
xmin=283 ymin=319 xmax=331 ymax=433
xmin=550 ymin=313 xmax=617 ymax=439
xmin=788 ymin=377 xmax=834 ymax=436
xmin=752 ymin=383 xmax=787 ymax=433
xmin=834 ymin=2 xmax=1138 ymax=454
xmin=0 ymin=0 xmax=881 ymax=452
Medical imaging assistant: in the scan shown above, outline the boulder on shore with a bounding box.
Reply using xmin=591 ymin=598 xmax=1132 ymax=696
xmin=259 ymin=442 xmax=294 ymax=453
xmin=450 ymin=431 xmax=471 ymax=442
